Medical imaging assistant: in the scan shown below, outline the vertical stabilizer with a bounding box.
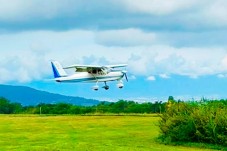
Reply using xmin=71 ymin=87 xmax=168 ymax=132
xmin=51 ymin=61 xmax=67 ymax=78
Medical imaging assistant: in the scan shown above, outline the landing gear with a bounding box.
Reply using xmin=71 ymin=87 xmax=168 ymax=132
xmin=92 ymin=85 xmax=99 ymax=91
xmin=117 ymin=80 xmax=124 ymax=89
xmin=92 ymin=81 xmax=99 ymax=91
xmin=102 ymin=82 xmax=109 ymax=90
xmin=103 ymin=85 xmax=109 ymax=90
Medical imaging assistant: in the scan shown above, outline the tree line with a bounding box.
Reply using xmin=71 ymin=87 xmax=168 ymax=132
xmin=0 ymin=97 xmax=165 ymax=114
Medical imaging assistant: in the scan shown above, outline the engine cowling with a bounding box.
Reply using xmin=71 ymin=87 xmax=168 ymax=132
xmin=117 ymin=83 xmax=124 ymax=89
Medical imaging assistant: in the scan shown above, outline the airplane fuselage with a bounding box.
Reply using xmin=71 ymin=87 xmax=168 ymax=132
xmin=54 ymin=71 xmax=124 ymax=83
xmin=51 ymin=61 xmax=127 ymax=90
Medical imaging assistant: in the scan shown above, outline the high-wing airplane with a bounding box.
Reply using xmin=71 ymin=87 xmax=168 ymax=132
xmin=51 ymin=61 xmax=128 ymax=90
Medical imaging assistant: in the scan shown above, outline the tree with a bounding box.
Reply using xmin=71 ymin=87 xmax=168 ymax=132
xmin=0 ymin=97 xmax=22 ymax=114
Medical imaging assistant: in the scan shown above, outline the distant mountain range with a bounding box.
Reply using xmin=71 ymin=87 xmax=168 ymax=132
xmin=0 ymin=84 xmax=100 ymax=106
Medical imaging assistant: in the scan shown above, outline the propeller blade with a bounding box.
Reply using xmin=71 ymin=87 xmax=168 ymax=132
xmin=124 ymin=73 xmax=128 ymax=82
xmin=121 ymin=70 xmax=128 ymax=82
xmin=125 ymin=73 xmax=128 ymax=82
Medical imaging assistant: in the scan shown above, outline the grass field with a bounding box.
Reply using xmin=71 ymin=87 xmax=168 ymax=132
xmin=0 ymin=115 xmax=216 ymax=151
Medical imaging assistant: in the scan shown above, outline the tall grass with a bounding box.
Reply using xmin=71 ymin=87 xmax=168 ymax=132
xmin=159 ymin=99 xmax=227 ymax=147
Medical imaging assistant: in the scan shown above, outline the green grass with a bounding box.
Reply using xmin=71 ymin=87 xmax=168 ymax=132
xmin=0 ymin=114 xmax=216 ymax=151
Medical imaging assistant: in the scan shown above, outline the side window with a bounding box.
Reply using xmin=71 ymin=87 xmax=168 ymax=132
xmin=98 ymin=69 xmax=102 ymax=75
xmin=88 ymin=68 xmax=105 ymax=74
xmin=92 ymin=69 xmax=97 ymax=74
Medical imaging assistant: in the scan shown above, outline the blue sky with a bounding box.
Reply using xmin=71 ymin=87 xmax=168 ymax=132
xmin=1 ymin=0 xmax=227 ymax=102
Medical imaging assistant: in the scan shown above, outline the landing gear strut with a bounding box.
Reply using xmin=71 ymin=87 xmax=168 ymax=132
xmin=102 ymin=82 xmax=109 ymax=90
xmin=92 ymin=81 xmax=99 ymax=91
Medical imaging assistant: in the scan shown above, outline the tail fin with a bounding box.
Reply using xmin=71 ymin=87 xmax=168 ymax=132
xmin=51 ymin=61 xmax=67 ymax=78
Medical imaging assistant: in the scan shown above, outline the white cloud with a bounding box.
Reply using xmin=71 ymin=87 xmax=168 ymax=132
xmin=120 ymin=0 xmax=227 ymax=28
xmin=202 ymin=0 xmax=227 ymax=26
xmin=217 ymin=74 xmax=227 ymax=78
xmin=0 ymin=0 xmax=77 ymax=22
xmin=127 ymin=45 xmax=227 ymax=77
xmin=147 ymin=76 xmax=156 ymax=81
xmin=0 ymin=50 xmax=49 ymax=83
xmin=221 ymin=55 xmax=227 ymax=70
xmin=128 ymin=75 xmax=136 ymax=80
xmin=0 ymin=29 xmax=227 ymax=83
xmin=95 ymin=28 xmax=156 ymax=46
xmin=121 ymin=0 xmax=199 ymax=15
xmin=159 ymin=74 xmax=170 ymax=79
xmin=0 ymin=0 xmax=227 ymax=31
xmin=157 ymin=31 xmax=227 ymax=47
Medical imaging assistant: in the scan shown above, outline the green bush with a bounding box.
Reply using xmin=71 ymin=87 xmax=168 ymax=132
xmin=159 ymin=99 xmax=227 ymax=146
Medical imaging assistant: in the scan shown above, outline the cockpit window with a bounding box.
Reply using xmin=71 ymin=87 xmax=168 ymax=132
xmin=88 ymin=68 xmax=106 ymax=75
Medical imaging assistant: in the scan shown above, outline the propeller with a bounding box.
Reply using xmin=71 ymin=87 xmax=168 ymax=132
xmin=122 ymin=70 xmax=128 ymax=82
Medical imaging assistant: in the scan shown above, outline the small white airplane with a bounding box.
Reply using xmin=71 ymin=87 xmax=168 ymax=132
xmin=51 ymin=61 xmax=128 ymax=90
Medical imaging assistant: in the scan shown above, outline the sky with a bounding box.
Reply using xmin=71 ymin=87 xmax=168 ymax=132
xmin=1 ymin=0 xmax=227 ymax=102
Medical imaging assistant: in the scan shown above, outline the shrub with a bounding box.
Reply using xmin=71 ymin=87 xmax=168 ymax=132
xmin=159 ymin=99 xmax=227 ymax=146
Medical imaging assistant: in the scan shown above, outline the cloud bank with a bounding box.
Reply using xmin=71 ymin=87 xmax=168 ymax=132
xmin=0 ymin=29 xmax=227 ymax=83
xmin=0 ymin=0 xmax=227 ymax=31
xmin=0 ymin=1 xmax=227 ymax=83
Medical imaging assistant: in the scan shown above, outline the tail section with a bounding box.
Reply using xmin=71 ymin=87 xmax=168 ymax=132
xmin=51 ymin=61 xmax=67 ymax=78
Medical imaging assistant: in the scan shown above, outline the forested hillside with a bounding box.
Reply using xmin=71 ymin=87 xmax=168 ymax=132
xmin=0 ymin=84 xmax=99 ymax=106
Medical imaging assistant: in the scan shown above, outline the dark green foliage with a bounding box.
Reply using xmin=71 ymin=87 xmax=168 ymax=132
xmin=159 ymin=99 xmax=227 ymax=147
xmin=0 ymin=97 xmax=166 ymax=114
xmin=0 ymin=97 xmax=23 ymax=114
xmin=32 ymin=100 xmax=161 ymax=115
xmin=94 ymin=100 xmax=165 ymax=114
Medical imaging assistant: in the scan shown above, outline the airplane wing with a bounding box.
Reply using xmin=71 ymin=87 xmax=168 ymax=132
xmin=105 ymin=64 xmax=127 ymax=68
xmin=64 ymin=64 xmax=106 ymax=74
xmin=63 ymin=64 xmax=102 ymax=69
xmin=63 ymin=64 xmax=127 ymax=74
xmin=64 ymin=64 xmax=127 ymax=69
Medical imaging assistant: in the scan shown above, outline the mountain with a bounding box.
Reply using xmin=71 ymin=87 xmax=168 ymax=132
xmin=0 ymin=84 xmax=100 ymax=106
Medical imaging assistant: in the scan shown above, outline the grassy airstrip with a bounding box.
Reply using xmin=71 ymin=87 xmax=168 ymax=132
xmin=0 ymin=115 xmax=215 ymax=151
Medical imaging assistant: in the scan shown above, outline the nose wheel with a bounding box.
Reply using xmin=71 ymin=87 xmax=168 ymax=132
xmin=103 ymin=85 xmax=109 ymax=90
